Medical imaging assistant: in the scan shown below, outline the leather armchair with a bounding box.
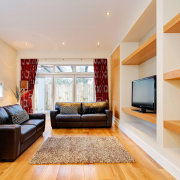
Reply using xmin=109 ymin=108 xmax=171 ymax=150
xmin=0 ymin=124 xmax=21 ymax=161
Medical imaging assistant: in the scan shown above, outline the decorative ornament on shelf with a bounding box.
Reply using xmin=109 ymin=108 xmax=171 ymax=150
xmin=10 ymin=80 xmax=28 ymax=104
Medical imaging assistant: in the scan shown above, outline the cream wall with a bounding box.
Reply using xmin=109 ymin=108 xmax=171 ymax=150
xmin=138 ymin=57 xmax=156 ymax=78
xmin=0 ymin=39 xmax=17 ymax=106
xmin=138 ymin=27 xmax=156 ymax=79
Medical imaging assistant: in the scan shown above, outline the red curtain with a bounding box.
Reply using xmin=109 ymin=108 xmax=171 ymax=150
xmin=94 ymin=59 xmax=109 ymax=102
xmin=21 ymin=59 xmax=38 ymax=113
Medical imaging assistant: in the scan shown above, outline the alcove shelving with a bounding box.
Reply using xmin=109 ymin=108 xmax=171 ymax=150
xmin=164 ymin=13 xmax=180 ymax=33
xmin=164 ymin=120 xmax=180 ymax=135
xmin=118 ymin=1 xmax=180 ymax=178
xmin=121 ymin=34 xmax=156 ymax=65
xmin=120 ymin=0 xmax=157 ymax=146
xmin=122 ymin=107 xmax=156 ymax=124
xmin=119 ymin=0 xmax=157 ymax=151
xmin=161 ymin=8 xmax=180 ymax=179
xmin=163 ymin=13 xmax=180 ymax=135
xmin=163 ymin=69 xmax=180 ymax=80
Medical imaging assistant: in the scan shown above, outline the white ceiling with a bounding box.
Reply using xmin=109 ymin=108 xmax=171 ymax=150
xmin=0 ymin=0 xmax=151 ymax=51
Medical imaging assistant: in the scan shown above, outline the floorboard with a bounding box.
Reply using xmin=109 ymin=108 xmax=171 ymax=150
xmin=0 ymin=120 xmax=175 ymax=180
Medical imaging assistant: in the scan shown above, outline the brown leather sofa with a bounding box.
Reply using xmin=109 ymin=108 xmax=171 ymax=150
xmin=0 ymin=104 xmax=45 ymax=161
xmin=50 ymin=102 xmax=112 ymax=128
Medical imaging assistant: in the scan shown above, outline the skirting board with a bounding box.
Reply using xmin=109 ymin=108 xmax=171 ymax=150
xmin=119 ymin=122 xmax=180 ymax=179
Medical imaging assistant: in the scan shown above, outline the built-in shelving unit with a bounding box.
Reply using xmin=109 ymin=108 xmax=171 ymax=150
xmin=122 ymin=107 xmax=156 ymax=124
xmin=118 ymin=1 xmax=180 ymax=178
xmin=121 ymin=33 xmax=156 ymax=65
xmin=164 ymin=120 xmax=180 ymax=134
xmin=164 ymin=69 xmax=180 ymax=80
xmin=164 ymin=13 xmax=180 ymax=33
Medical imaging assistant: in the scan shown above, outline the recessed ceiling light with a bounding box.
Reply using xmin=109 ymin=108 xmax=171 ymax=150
xmin=97 ymin=41 xmax=100 ymax=47
xmin=25 ymin=42 xmax=32 ymax=48
xmin=105 ymin=11 xmax=111 ymax=16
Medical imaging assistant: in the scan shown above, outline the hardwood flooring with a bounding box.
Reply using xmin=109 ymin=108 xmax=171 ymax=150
xmin=0 ymin=120 xmax=175 ymax=180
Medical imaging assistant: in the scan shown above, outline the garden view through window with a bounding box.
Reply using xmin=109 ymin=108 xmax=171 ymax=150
xmin=34 ymin=65 xmax=95 ymax=112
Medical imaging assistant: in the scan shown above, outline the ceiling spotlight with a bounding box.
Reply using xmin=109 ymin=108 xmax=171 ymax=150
xmin=25 ymin=42 xmax=32 ymax=48
xmin=97 ymin=42 xmax=100 ymax=47
xmin=105 ymin=11 xmax=111 ymax=16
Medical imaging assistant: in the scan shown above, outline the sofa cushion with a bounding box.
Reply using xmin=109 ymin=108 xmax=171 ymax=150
xmin=60 ymin=106 xmax=78 ymax=114
xmin=55 ymin=102 xmax=82 ymax=114
xmin=4 ymin=104 xmax=23 ymax=116
xmin=56 ymin=114 xmax=81 ymax=122
xmin=82 ymin=102 xmax=108 ymax=114
xmin=81 ymin=114 xmax=107 ymax=121
xmin=20 ymin=125 xmax=36 ymax=143
xmin=11 ymin=110 xmax=29 ymax=125
xmin=0 ymin=107 xmax=10 ymax=124
xmin=22 ymin=119 xmax=44 ymax=131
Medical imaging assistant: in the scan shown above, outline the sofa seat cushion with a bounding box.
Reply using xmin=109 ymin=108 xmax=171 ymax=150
xmin=21 ymin=125 xmax=36 ymax=143
xmin=81 ymin=114 xmax=106 ymax=122
xmin=56 ymin=114 xmax=81 ymax=122
xmin=22 ymin=119 xmax=44 ymax=131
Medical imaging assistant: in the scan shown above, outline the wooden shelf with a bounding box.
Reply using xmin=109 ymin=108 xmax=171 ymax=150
xmin=164 ymin=13 xmax=180 ymax=33
xmin=164 ymin=69 xmax=180 ymax=80
xmin=122 ymin=107 xmax=156 ymax=124
xmin=121 ymin=34 xmax=156 ymax=65
xmin=164 ymin=120 xmax=180 ymax=134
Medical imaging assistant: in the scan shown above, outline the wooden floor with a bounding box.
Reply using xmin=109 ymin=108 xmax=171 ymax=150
xmin=0 ymin=120 xmax=175 ymax=180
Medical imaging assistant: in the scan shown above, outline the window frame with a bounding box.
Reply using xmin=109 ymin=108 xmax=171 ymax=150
xmin=0 ymin=81 xmax=4 ymax=99
xmin=34 ymin=64 xmax=95 ymax=110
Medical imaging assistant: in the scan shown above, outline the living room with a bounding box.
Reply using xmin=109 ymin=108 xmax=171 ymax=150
xmin=0 ymin=0 xmax=180 ymax=179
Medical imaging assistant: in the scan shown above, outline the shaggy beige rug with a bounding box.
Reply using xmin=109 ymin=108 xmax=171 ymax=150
xmin=30 ymin=136 xmax=135 ymax=164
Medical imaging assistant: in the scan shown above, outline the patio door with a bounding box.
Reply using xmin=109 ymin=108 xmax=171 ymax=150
xmin=54 ymin=76 xmax=74 ymax=102
xmin=34 ymin=76 xmax=53 ymax=113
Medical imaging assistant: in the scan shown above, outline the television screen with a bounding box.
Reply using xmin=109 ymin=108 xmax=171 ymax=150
xmin=132 ymin=75 xmax=156 ymax=112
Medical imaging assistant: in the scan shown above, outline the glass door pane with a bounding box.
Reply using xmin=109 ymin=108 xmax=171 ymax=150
xmin=55 ymin=77 xmax=73 ymax=102
xmin=34 ymin=77 xmax=53 ymax=112
xmin=76 ymin=77 xmax=94 ymax=102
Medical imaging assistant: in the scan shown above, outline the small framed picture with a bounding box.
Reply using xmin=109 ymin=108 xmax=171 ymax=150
xmin=0 ymin=81 xmax=3 ymax=98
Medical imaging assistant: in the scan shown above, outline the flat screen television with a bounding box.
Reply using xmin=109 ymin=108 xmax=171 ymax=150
xmin=132 ymin=75 xmax=156 ymax=113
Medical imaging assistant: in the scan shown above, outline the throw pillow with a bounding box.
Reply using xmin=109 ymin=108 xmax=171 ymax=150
xmin=82 ymin=102 xmax=107 ymax=114
xmin=60 ymin=106 xmax=78 ymax=114
xmin=11 ymin=110 xmax=29 ymax=124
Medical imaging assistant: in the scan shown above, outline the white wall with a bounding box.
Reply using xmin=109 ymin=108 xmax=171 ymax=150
xmin=163 ymin=0 xmax=180 ymax=24
xmin=120 ymin=42 xmax=139 ymax=121
xmin=138 ymin=57 xmax=156 ymax=78
xmin=138 ymin=26 xmax=156 ymax=79
xmin=0 ymin=39 xmax=17 ymax=106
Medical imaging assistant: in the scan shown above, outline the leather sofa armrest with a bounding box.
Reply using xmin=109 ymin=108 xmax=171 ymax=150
xmin=0 ymin=124 xmax=21 ymax=161
xmin=28 ymin=113 xmax=46 ymax=120
xmin=50 ymin=110 xmax=59 ymax=128
xmin=105 ymin=110 xmax=112 ymax=128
